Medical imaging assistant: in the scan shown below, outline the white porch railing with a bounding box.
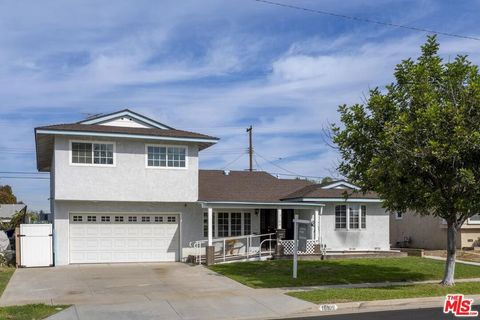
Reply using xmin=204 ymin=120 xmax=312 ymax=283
xmin=189 ymin=233 xmax=276 ymax=264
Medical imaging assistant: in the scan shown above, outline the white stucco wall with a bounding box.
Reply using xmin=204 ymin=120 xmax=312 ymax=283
xmin=319 ymin=202 xmax=389 ymax=251
xmin=52 ymin=201 xmax=261 ymax=265
xmin=53 ymin=136 xmax=199 ymax=202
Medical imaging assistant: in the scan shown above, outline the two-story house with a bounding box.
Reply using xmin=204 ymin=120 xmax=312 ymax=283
xmin=35 ymin=109 xmax=390 ymax=265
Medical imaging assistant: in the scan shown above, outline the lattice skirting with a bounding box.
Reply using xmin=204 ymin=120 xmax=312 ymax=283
xmin=279 ymin=240 xmax=319 ymax=255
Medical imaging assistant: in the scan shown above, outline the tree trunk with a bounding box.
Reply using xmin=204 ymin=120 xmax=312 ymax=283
xmin=441 ymin=221 xmax=458 ymax=286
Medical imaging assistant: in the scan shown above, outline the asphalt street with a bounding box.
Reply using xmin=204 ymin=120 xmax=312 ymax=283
xmin=287 ymin=305 xmax=480 ymax=320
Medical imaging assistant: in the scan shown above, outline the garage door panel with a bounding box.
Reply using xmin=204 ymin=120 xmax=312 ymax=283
xmin=69 ymin=214 xmax=180 ymax=263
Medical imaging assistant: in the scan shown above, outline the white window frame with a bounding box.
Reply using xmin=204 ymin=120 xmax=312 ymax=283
xmin=69 ymin=140 xmax=116 ymax=167
xmin=203 ymin=211 xmax=253 ymax=238
xmin=145 ymin=144 xmax=188 ymax=169
xmin=335 ymin=204 xmax=367 ymax=231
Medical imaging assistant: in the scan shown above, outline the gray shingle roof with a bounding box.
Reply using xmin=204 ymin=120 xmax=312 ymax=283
xmin=0 ymin=204 xmax=26 ymax=218
xmin=198 ymin=170 xmax=313 ymax=202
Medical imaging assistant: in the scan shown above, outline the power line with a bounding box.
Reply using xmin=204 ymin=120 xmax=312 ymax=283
xmin=0 ymin=176 xmax=50 ymax=180
xmin=221 ymin=152 xmax=247 ymax=170
xmin=268 ymin=172 xmax=326 ymax=180
xmin=254 ymin=151 xmax=307 ymax=177
xmin=254 ymin=0 xmax=480 ymax=41
xmin=0 ymin=171 xmax=48 ymax=175
xmin=253 ymin=154 xmax=264 ymax=172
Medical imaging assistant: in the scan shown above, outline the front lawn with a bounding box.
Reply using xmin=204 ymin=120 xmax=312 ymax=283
xmin=288 ymin=282 xmax=480 ymax=304
xmin=0 ymin=267 xmax=67 ymax=320
xmin=0 ymin=268 xmax=15 ymax=294
xmin=210 ymin=257 xmax=480 ymax=288
xmin=0 ymin=304 xmax=68 ymax=320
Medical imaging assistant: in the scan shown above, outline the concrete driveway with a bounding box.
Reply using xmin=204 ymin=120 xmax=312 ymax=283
xmin=0 ymin=263 xmax=316 ymax=320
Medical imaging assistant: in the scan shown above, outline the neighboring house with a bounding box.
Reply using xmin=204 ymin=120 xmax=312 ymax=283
xmin=35 ymin=109 xmax=389 ymax=266
xmin=0 ymin=204 xmax=26 ymax=223
xmin=390 ymin=212 xmax=480 ymax=250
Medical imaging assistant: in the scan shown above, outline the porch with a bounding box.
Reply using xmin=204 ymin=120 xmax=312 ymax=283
xmin=191 ymin=201 xmax=324 ymax=264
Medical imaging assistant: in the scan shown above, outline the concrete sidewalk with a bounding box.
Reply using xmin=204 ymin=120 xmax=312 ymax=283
xmin=424 ymin=255 xmax=480 ymax=266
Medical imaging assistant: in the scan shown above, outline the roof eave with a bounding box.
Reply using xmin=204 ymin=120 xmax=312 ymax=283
xmin=283 ymin=197 xmax=383 ymax=203
xmin=198 ymin=201 xmax=325 ymax=209
xmin=35 ymin=129 xmax=219 ymax=145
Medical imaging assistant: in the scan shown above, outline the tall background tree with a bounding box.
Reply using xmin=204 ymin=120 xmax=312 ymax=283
xmin=0 ymin=185 xmax=17 ymax=204
xmin=333 ymin=35 xmax=480 ymax=286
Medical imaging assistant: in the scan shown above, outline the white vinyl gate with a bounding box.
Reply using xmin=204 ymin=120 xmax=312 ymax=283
xmin=19 ymin=224 xmax=53 ymax=267
xmin=69 ymin=213 xmax=180 ymax=263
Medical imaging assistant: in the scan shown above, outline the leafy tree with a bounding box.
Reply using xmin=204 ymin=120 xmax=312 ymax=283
xmin=320 ymin=177 xmax=334 ymax=184
xmin=332 ymin=36 xmax=480 ymax=285
xmin=0 ymin=185 xmax=17 ymax=204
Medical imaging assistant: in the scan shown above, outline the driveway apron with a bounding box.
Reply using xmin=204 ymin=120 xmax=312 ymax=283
xmin=0 ymin=263 xmax=316 ymax=320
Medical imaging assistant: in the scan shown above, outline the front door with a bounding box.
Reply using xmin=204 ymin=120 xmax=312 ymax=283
xmin=260 ymin=209 xmax=277 ymax=234
xmin=282 ymin=209 xmax=295 ymax=240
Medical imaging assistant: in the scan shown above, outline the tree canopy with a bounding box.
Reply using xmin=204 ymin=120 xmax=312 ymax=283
xmin=332 ymin=35 xmax=480 ymax=285
xmin=0 ymin=185 xmax=17 ymax=204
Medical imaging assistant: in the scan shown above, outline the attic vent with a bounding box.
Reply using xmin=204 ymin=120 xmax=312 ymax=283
xmin=224 ymin=170 xmax=230 ymax=176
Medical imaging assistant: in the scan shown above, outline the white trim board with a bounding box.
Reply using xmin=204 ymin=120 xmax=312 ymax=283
xmin=79 ymin=110 xmax=172 ymax=129
xmin=321 ymin=181 xmax=361 ymax=190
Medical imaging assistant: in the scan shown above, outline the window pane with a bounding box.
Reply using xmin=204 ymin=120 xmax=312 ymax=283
xmin=147 ymin=146 xmax=167 ymax=167
xmin=93 ymin=143 xmax=114 ymax=165
xmin=244 ymin=212 xmax=251 ymax=235
xmin=218 ymin=212 xmax=229 ymax=237
xmin=361 ymin=205 xmax=367 ymax=228
xmin=72 ymin=142 xmax=92 ymax=164
xmin=230 ymin=212 xmax=241 ymax=236
xmin=167 ymin=147 xmax=186 ymax=168
xmin=203 ymin=212 xmax=208 ymax=237
xmin=335 ymin=205 xmax=346 ymax=229
xmin=349 ymin=205 xmax=360 ymax=229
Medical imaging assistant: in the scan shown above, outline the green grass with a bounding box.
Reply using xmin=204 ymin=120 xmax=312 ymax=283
xmin=0 ymin=267 xmax=68 ymax=320
xmin=0 ymin=268 xmax=15 ymax=295
xmin=0 ymin=304 xmax=69 ymax=320
xmin=288 ymin=282 xmax=480 ymax=304
xmin=210 ymin=257 xmax=480 ymax=288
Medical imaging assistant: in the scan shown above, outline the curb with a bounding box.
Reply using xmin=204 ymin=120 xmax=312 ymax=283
xmin=277 ymin=295 xmax=480 ymax=318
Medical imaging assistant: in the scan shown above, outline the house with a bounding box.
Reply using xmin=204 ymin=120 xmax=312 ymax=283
xmin=0 ymin=204 xmax=26 ymax=223
xmin=390 ymin=212 xmax=480 ymax=250
xmin=35 ymin=109 xmax=390 ymax=266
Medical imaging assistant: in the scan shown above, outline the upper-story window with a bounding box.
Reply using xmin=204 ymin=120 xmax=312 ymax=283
xmin=71 ymin=141 xmax=114 ymax=165
xmin=146 ymin=145 xmax=186 ymax=168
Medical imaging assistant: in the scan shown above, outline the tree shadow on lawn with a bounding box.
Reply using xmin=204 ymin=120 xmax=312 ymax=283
xmin=211 ymin=259 xmax=444 ymax=288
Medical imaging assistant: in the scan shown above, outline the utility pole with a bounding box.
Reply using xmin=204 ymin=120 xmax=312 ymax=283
xmin=246 ymin=125 xmax=253 ymax=172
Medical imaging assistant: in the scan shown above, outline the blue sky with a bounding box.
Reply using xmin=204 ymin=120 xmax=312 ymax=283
xmin=1 ymin=0 xmax=480 ymax=211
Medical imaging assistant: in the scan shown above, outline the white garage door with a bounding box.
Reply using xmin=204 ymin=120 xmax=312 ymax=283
xmin=69 ymin=213 xmax=179 ymax=264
